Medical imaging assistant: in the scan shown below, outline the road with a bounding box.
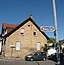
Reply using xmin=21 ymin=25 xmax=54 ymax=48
xmin=0 ymin=59 xmax=56 ymax=65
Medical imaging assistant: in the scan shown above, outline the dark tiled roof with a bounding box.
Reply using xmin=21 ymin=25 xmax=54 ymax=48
xmin=3 ymin=17 xmax=49 ymax=40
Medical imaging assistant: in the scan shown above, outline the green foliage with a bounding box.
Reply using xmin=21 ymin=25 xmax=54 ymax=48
xmin=47 ymin=38 xmax=56 ymax=43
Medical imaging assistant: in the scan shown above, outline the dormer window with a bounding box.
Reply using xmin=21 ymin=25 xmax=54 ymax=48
xmin=5 ymin=29 xmax=7 ymax=34
xmin=20 ymin=29 xmax=24 ymax=35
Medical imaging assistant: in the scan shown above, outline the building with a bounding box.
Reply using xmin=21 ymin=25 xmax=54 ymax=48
xmin=59 ymin=39 xmax=64 ymax=50
xmin=1 ymin=16 xmax=49 ymax=59
xmin=0 ymin=35 xmax=2 ymax=55
xmin=59 ymin=39 xmax=64 ymax=44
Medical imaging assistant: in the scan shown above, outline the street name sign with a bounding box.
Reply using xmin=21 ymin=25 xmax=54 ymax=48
xmin=40 ymin=26 xmax=55 ymax=32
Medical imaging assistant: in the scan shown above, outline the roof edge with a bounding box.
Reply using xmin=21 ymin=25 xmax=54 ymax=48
xmin=3 ymin=17 xmax=49 ymax=40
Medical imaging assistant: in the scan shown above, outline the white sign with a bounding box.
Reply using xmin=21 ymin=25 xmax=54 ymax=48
xmin=47 ymin=48 xmax=56 ymax=56
xmin=10 ymin=45 xmax=15 ymax=48
xmin=40 ymin=26 xmax=55 ymax=32
xmin=48 ymin=43 xmax=53 ymax=46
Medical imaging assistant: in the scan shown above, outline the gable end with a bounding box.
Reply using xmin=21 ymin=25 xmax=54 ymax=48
xmin=3 ymin=17 xmax=49 ymax=40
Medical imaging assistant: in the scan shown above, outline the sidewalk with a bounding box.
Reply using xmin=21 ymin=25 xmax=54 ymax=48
xmin=0 ymin=55 xmax=22 ymax=61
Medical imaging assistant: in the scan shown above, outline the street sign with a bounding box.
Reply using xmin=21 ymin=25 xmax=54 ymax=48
xmin=54 ymin=31 xmax=56 ymax=36
xmin=10 ymin=45 xmax=15 ymax=48
xmin=40 ymin=26 xmax=55 ymax=32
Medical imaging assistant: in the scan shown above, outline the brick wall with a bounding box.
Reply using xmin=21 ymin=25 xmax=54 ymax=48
xmin=5 ymin=20 xmax=47 ymax=59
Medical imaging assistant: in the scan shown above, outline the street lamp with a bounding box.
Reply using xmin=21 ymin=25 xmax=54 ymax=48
xmin=52 ymin=0 xmax=60 ymax=65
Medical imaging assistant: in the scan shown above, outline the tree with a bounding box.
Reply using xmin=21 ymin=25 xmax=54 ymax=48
xmin=47 ymin=38 xmax=56 ymax=43
xmin=47 ymin=38 xmax=56 ymax=49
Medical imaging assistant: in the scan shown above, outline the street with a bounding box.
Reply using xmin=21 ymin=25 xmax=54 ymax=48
xmin=0 ymin=59 xmax=56 ymax=65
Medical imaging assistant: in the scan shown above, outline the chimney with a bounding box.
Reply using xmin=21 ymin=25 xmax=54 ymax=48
xmin=29 ymin=14 xmax=32 ymax=18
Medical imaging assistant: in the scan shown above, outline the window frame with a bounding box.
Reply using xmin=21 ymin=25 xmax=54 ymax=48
xmin=33 ymin=30 xmax=37 ymax=36
xmin=20 ymin=28 xmax=24 ymax=35
xmin=16 ymin=41 xmax=21 ymax=51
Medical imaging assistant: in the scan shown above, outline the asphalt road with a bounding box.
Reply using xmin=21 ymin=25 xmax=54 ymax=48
xmin=0 ymin=59 xmax=56 ymax=65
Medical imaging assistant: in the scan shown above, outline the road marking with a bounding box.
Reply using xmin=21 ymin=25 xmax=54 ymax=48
xmin=36 ymin=61 xmax=40 ymax=65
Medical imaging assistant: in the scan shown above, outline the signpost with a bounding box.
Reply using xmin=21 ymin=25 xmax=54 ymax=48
xmin=40 ymin=0 xmax=60 ymax=65
xmin=52 ymin=0 xmax=60 ymax=65
xmin=10 ymin=45 xmax=15 ymax=59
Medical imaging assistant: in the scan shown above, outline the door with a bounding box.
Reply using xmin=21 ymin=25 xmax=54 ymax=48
xmin=37 ymin=42 xmax=40 ymax=50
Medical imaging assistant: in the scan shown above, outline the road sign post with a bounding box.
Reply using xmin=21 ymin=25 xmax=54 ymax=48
xmin=52 ymin=0 xmax=60 ymax=65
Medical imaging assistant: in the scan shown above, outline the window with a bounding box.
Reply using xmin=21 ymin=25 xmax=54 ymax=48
xmin=37 ymin=42 xmax=40 ymax=50
xmin=27 ymin=24 xmax=30 ymax=27
xmin=16 ymin=41 xmax=21 ymax=50
xmin=20 ymin=29 xmax=24 ymax=35
xmin=4 ymin=29 xmax=7 ymax=35
xmin=33 ymin=31 xmax=37 ymax=36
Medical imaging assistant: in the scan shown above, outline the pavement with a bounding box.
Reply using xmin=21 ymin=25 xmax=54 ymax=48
xmin=0 ymin=55 xmax=56 ymax=65
xmin=0 ymin=60 xmax=56 ymax=65
xmin=0 ymin=55 xmax=64 ymax=65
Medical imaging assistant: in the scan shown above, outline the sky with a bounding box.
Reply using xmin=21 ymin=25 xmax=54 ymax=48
xmin=0 ymin=0 xmax=64 ymax=40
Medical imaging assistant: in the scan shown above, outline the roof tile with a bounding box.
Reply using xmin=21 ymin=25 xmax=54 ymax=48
xmin=2 ymin=23 xmax=18 ymax=29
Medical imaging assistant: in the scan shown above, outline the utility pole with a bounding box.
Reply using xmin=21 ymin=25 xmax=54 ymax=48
xmin=52 ymin=0 xmax=60 ymax=65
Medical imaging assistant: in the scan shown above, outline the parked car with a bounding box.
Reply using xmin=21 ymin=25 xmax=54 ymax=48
xmin=48 ymin=53 xmax=64 ymax=62
xmin=25 ymin=52 xmax=46 ymax=61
